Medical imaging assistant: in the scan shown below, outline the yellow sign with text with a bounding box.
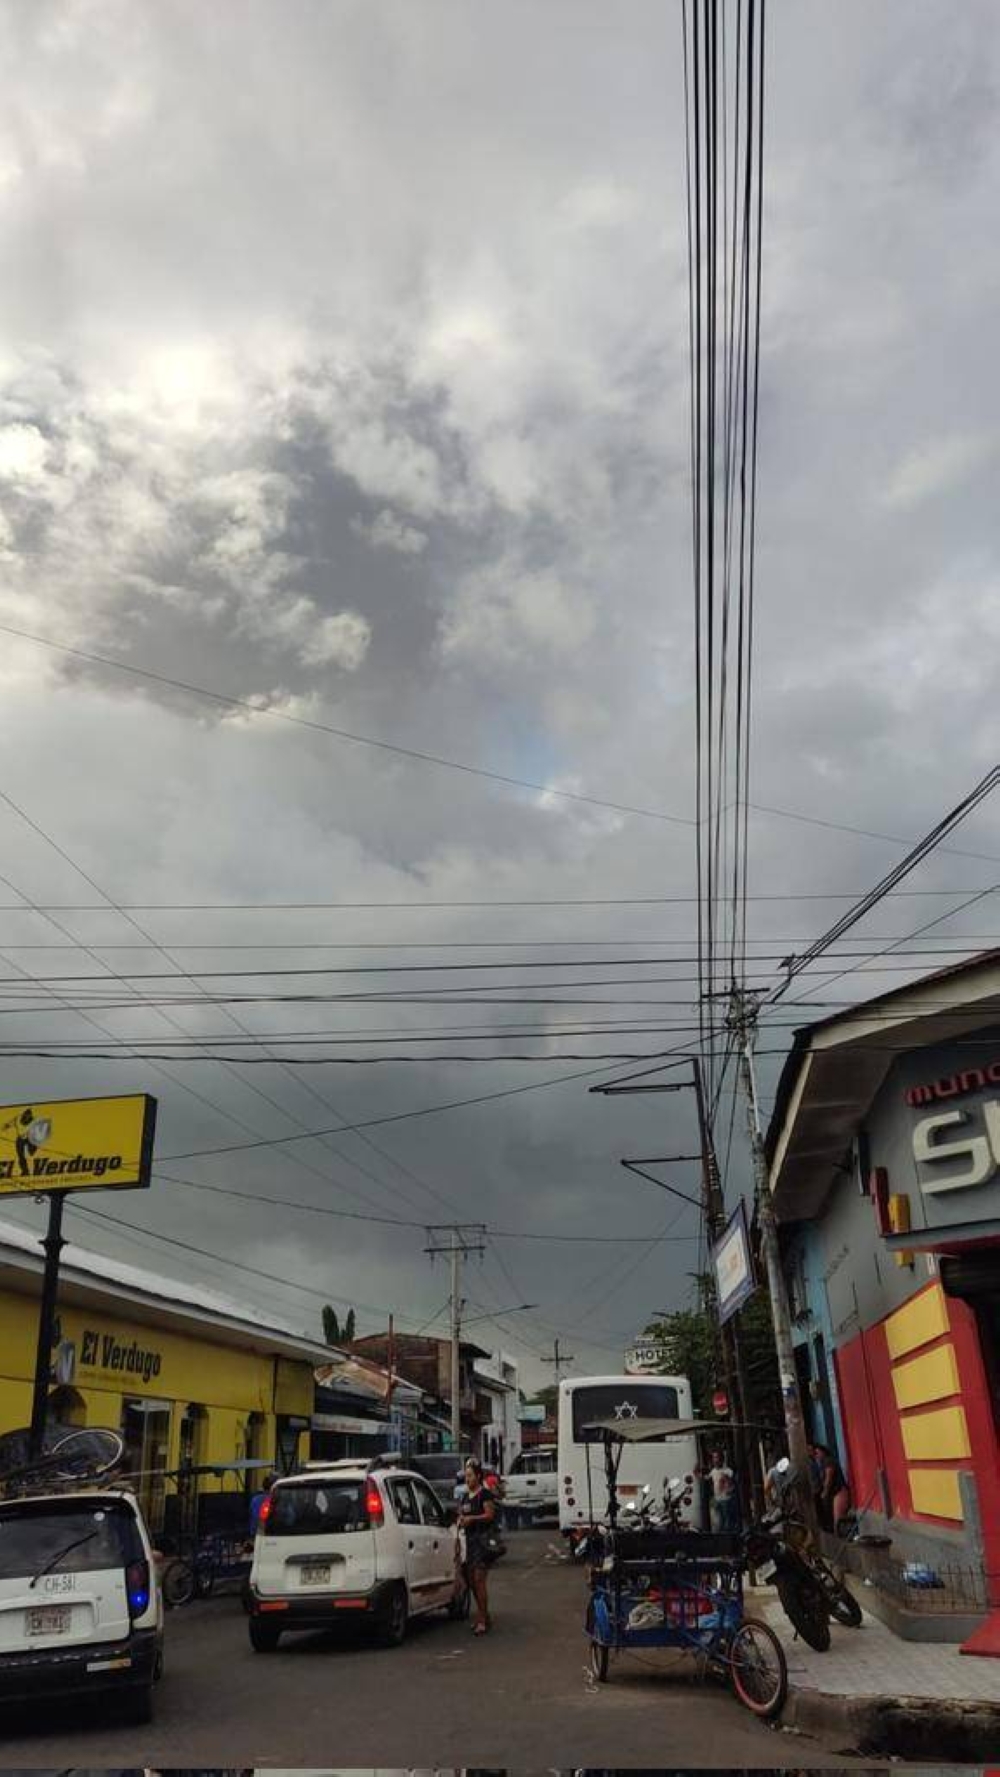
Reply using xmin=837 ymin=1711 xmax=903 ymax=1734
xmin=0 ymin=1094 xmax=157 ymax=1197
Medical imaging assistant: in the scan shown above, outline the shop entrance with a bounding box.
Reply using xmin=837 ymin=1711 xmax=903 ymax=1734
xmin=122 ymin=1398 xmax=171 ymax=1531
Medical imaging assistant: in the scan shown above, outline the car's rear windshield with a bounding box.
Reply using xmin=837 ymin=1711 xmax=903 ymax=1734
xmin=269 ymin=1481 xmax=368 ymax=1536
xmin=571 ymin=1384 xmax=681 ymax=1442
xmin=0 ymin=1501 xmax=143 ymax=1580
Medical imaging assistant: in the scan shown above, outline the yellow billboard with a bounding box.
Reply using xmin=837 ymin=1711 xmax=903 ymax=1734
xmin=0 ymin=1094 xmax=156 ymax=1197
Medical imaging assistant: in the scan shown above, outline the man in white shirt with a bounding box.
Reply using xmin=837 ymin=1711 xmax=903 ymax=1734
xmin=707 ymin=1448 xmax=737 ymax=1532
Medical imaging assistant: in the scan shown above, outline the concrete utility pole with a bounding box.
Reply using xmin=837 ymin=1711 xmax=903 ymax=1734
xmin=540 ymin=1338 xmax=574 ymax=1386
xmin=729 ymin=989 xmax=815 ymax=1525
xmin=424 ymin=1224 xmax=486 ymax=1453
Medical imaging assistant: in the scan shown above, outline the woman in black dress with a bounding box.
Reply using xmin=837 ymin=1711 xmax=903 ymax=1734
xmin=811 ymin=1442 xmax=850 ymax=1534
xmin=458 ymin=1458 xmax=497 ymax=1635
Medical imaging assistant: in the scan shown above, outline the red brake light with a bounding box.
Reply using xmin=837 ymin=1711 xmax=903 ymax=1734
xmin=259 ymin=1492 xmax=274 ymax=1526
xmin=126 ymin=1559 xmax=150 ymax=1619
xmin=365 ymin=1479 xmax=384 ymax=1525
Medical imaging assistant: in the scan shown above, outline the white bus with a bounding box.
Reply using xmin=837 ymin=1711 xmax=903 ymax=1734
xmin=557 ymin=1373 xmax=704 ymax=1535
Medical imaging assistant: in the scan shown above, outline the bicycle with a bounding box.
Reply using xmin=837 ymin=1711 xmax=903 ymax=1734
xmin=0 ymin=1424 xmax=125 ymax=1494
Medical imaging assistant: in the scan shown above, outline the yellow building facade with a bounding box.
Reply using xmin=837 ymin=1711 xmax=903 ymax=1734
xmin=0 ymin=1218 xmax=325 ymax=1531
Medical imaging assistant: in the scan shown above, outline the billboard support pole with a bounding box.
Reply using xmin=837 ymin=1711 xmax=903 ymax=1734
xmin=29 ymin=1192 xmax=67 ymax=1460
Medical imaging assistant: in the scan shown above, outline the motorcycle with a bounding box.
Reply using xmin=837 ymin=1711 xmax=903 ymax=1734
xmin=768 ymin=1457 xmax=863 ymax=1630
xmin=745 ymin=1511 xmax=832 ymax=1652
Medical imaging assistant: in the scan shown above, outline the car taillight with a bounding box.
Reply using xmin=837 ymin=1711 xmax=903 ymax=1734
xmin=563 ymin=1476 xmax=573 ymax=1485
xmin=365 ymin=1480 xmax=384 ymax=1526
xmin=259 ymin=1492 xmax=275 ymax=1526
xmin=126 ymin=1559 xmax=150 ymax=1618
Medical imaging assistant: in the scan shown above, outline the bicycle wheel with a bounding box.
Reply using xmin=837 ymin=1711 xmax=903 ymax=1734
xmin=729 ymin=1618 xmax=788 ymax=1719
xmin=194 ymin=1560 xmax=216 ymax=1599
xmin=162 ymin=1557 xmax=197 ymax=1608
xmin=586 ymin=1599 xmax=610 ymax=1682
xmin=51 ymin=1427 xmax=125 ymax=1480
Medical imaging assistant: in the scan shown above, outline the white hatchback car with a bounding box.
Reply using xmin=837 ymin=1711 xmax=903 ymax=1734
xmin=247 ymin=1457 xmax=462 ymax=1651
xmin=0 ymin=1487 xmax=164 ymax=1721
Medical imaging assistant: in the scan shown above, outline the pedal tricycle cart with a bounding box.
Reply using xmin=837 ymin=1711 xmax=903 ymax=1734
xmin=582 ymin=1416 xmax=788 ymax=1720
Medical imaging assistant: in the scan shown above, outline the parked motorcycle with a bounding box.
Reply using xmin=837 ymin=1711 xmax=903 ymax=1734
xmin=744 ymin=1512 xmax=832 ymax=1652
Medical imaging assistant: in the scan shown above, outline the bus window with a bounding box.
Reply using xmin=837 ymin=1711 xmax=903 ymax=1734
xmin=570 ymin=1382 xmax=680 ymax=1442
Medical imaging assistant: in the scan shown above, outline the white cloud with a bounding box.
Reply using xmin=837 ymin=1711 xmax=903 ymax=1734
xmin=351 ymin=507 xmax=428 ymax=556
xmin=439 ymin=564 xmax=596 ymax=669
xmin=882 ymin=432 xmax=993 ymax=509
xmin=0 ymin=422 xmax=48 ymax=483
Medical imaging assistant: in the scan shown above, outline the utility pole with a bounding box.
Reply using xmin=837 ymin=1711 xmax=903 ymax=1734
xmin=425 ymin=1225 xmax=486 ymax=1454
xmin=540 ymin=1338 xmax=575 ymax=1386
xmin=690 ymin=1059 xmax=751 ymax=1513
xmin=729 ymin=988 xmax=815 ymax=1527
xmin=591 ymin=1060 xmax=751 ymax=1507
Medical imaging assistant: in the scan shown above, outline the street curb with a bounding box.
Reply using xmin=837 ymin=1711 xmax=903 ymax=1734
xmin=780 ymin=1681 xmax=1000 ymax=1759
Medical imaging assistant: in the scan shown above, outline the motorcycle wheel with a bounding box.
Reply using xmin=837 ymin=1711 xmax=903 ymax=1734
xmin=828 ymin=1585 xmax=863 ymax=1627
xmin=814 ymin=1556 xmax=864 ymax=1626
xmin=776 ymin=1571 xmax=831 ymax=1651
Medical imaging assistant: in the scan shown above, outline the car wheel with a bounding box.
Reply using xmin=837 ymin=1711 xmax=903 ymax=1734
xmin=378 ymin=1582 xmax=408 ymax=1646
xmin=249 ymin=1618 xmax=282 ymax=1652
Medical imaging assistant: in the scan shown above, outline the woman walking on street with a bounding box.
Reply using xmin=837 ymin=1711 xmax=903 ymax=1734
xmin=458 ymin=1457 xmax=497 ymax=1635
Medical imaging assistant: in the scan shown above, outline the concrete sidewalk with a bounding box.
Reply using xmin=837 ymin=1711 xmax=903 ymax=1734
xmin=749 ymin=1585 xmax=1000 ymax=1758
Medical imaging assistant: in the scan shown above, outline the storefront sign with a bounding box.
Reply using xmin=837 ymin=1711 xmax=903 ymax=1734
xmin=912 ymin=1101 xmax=1000 ymax=1194
xmin=79 ymin=1327 xmax=164 ymax=1384
xmin=712 ymin=1200 xmax=756 ymax=1324
xmin=0 ymin=1094 xmax=157 ymax=1198
xmin=625 ymin=1343 xmax=668 ymax=1375
xmin=312 ymin=1413 xmax=385 ymax=1436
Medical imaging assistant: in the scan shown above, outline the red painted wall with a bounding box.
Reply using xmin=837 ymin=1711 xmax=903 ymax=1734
xmin=949 ymin=1297 xmax=1000 ymax=1607
xmin=834 ymin=1322 xmax=911 ymax=1519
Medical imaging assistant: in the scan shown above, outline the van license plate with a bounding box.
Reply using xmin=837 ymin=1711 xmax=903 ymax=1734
xmin=301 ymin=1563 xmax=331 ymax=1586
xmin=26 ymin=1606 xmax=70 ymax=1636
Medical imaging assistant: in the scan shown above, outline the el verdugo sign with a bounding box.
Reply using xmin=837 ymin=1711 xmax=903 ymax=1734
xmin=0 ymin=1094 xmax=157 ymax=1198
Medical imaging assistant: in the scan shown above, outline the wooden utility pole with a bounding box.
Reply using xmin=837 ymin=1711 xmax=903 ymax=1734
xmin=728 ymin=988 xmax=815 ymax=1527
xmin=540 ymin=1338 xmax=575 ymax=1385
xmin=424 ymin=1225 xmax=486 ymax=1453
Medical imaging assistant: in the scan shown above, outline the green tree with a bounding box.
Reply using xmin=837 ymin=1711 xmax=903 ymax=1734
xmin=322 ymin=1305 xmax=341 ymax=1346
xmin=643 ymin=1279 xmax=781 ymax=1428
xmin=344 ymin=1308 xmax=356 ymax=1342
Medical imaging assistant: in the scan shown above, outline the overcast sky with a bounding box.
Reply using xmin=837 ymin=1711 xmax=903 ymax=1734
xmin=1 ymin=0 xmax=999 ymax=1390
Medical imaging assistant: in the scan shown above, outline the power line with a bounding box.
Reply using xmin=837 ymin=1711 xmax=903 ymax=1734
xmin=6 ymin=617 xmax=1000 ymax=866
xmin=771 ymin=763 xmax=1000 ymax=1002
xmin=0 ymin=622 xmax=695 ymax=829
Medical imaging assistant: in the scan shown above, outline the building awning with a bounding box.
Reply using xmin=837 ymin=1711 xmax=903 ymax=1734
xmin=312 ymin=1414 xmax=387 ymax=1436
xmin=766 ymin=951 xmax=1000 ymax=1221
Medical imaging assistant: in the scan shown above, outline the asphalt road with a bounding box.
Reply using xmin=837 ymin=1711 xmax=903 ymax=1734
xmin=0 ymin=1530 xmax=861 ymax=1767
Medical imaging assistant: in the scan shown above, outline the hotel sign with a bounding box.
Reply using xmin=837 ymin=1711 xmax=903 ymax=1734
xmin=0 ymin=1095 xmax=156 ymax=1198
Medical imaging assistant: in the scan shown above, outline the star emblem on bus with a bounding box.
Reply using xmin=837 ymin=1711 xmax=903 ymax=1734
xmin=614 ymin=1400 xmax=639 ymax=1419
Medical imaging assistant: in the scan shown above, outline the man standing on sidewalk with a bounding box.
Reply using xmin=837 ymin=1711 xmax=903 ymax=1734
xmin=707 ymin=1447 xmax=738 ymax=1532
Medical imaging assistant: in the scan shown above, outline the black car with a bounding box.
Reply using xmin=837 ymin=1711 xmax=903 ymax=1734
xmin=407 ymin=1451 xmax=470 ymax=1512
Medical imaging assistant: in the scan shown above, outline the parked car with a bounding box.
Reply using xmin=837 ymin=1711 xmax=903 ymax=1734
xmin=406 ymin=1451 xmax=472 ymax=1514
xmin=246 ymin=1457 xmax=464 ymax=1650
xmin=503 ymin=1445 xmax=558 ymax=1522
xmin=0 ymin=1487 xmax=164 ymax=1721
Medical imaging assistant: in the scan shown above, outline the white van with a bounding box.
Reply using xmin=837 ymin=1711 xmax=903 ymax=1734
xmin=0 ymin=1488 xmax=164 ymax=1721
xmin=248 ymin=1458 xmax=463 ymax=1650
xmin=503 ymin=1445 xmax=558 ymax=1521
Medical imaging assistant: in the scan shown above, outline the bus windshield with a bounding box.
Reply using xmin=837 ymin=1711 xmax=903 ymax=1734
xmin=571 ymin=1382 xmax=681 ymax=1442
